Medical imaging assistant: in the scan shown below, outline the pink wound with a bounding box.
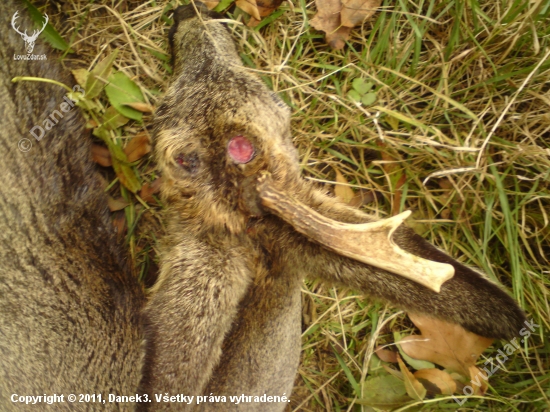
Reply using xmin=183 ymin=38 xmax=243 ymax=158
xmin=228 ymin=135 xmax=255 ymax=164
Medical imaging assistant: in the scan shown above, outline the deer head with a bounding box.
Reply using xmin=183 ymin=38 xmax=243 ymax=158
xmin=11 ymin=10 xmax=48 ymax=54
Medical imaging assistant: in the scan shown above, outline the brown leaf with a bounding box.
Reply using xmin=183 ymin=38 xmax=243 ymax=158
xmin=203 ymin=0 xmax=220 ymax=9
xmin=310 ymin=0 xmax=350 ymax=49
xmin=92 ymin=144 xmax=112 ymax=167
xmin=349 ymin=189 xmax=378 ymax=208
xmin=112 ymin=211 xmax=126 ymax=238
xmin=140 ymin=177 xmax=163 ymax=203
xmin=124 ymin=132 xmax=152 ymax=163
xmin=123 ymin=102 xmax=154 ymax=113
xmin=256 ymin=0 xmax=283 ymax=16
xmin=473 ymin=366 xmax=490 ymax=395
xmin=397 ymin=355 xmax=427 ymax=401
xmin=107 ymin=196 xmax=130 ymax=212
xmin=375 ymin=346 xmax=398 ymax=363
xmin=414 ymin=368 xmax=457 ymax=395
xmin=333 ymin=169 xmax=355 ymax=203
xmin=340 ymin=0 xmax=381 ymax=27
xmin=400 ymin=313 xmax=494 ymax=377
xmin=236 ymin=0 xmax=261 ymax=20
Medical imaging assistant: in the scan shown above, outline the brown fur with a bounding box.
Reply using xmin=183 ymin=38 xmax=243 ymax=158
xmin=0 ymin=1 xmax=143 ymax=410
xmin=0 ymin=1 xmax=525 ymax=411
xmin=141 ymin=4 xmax=525 ymax=410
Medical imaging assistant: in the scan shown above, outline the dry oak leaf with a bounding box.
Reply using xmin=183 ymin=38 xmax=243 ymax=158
xmin=400 ymin=313 xmax=494 ymax=377
xmin=414 ymin=368 xmax=457 ymax=395
xmin=311 ymin=0 xmax=381 ymax=48
xmin=341 ymin=0 xmax=381 ymax=27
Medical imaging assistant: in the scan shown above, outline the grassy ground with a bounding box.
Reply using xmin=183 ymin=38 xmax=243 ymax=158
xmin=41 ymin=0 xmax=549 ymax=410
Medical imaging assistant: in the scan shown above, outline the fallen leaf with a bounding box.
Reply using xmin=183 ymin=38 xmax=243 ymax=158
xmin=91 ymin=144 xmax=112 ymax=167
xmin=333 ymin=168 xmax=355 ymax=203
xmin=236 ymin=0 xmax=261 ymax=20
xmin=400 ymin=313 xmax=494 ymax=377
xmin=203 ymin=0 xmax=220 ymax=9
xmin=256 ymin=0 xmax=284 ymax=17
xmin=140 ymin=178 xmax=163 ymax=203
xmin=467 ymin=365 xmax=489 ymax=396
xmin=349 ymin=189 xmax=376 ymax=208
xmin=124 ymin=132 xmax=152 ymax=163
xmin=398 ymin=355 xmax=427 ymax=401
xmin=108 ymin=196 xmax=130 ymax=212
xmin=375 ymin=346 xmax=398 ymax=363
xmin=112 ymin=211 xmax=126 ymax=238
xmin=414 ymin=368 xmax=457 ymax=395
xmin=123 ymin=102 xmax=154 ymax=113
xmin=395 ymin=331 xmax=435 ymax=370
xmin=311 ymin=0 xmax=381 ymax=48
xmin=340 ymin=0 xmax=381 ymax=27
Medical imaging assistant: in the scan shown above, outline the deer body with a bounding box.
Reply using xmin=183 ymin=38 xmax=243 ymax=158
xmin=0 ymin=1 xmax=525 ymax=411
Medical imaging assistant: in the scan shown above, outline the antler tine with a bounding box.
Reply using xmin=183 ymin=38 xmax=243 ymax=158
xmin=256 ymin=174 xmax=455 ymax=292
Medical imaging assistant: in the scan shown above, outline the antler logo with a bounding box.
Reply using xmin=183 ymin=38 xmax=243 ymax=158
xmin=11 ymin=11 xmax=49 ymax=54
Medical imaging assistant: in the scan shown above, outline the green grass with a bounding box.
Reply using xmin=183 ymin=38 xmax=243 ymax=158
xmin=44 ymin=0 xmax=550 ymax=409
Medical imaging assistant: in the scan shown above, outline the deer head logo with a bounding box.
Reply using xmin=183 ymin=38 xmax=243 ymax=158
xmin=11 ymin=11 xmax=48 ymax=54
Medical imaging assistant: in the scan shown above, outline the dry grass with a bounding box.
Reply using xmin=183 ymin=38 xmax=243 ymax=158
xmin=41 ymin=0 xmax=550 ymax=410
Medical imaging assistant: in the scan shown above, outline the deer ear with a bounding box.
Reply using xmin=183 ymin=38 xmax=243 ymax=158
xmin=254 ymin=174 xmax=454 ymax=292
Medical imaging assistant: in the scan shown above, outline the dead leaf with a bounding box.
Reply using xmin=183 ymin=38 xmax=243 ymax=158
xmin=400 ymin=313 xmax=494 ymax=377
xmin=124 ymin=132 xmax=152 ymax=163
xmin=112 ymin=211 xmax=126 ymax=238
xmin=247 ymin=16 xmax=261 ymax=27
xmin=468 ymin=365 xmax=489 ymax=395
xmin=340 ymin=0 xmax=381 ymax=27
xmin=414 ymin=368 xmax=457 ymax=395
xmin=92 ymin=144 xmax=112 ymax=167
xmin=108 ymin=196 xmax=130 ymax=212
xmin=311 ymin=0 xmax=380 ymax=48
xmin=203 ymin=0 xmax=220 ymax=9
xmin=123 ymin=102 xmax=154 ymax=113
xmin=333 ymin=169 xmax=355 ymax=203
xmin=310 ymin=0 xmax=349 ymax=50
xmin=256 ymin=0 xmax=283 ymax=16
xmin=236 ymin=0 xmax=261 ymax=20
xmin=397 ymin=355 xmax=427 ymax=401
xmin=375 ymin=346 xmax=398 ymax=363
xmin=140 ymin=178 xmax=163 ymax=203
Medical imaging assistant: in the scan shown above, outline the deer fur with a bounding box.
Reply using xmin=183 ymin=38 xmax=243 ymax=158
xmin=0 ymin=1 xmax=525 ymax=411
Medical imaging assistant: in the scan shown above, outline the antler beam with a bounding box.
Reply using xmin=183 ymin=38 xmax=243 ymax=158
xmin=256 ymin=174 xmax=455 ymax=292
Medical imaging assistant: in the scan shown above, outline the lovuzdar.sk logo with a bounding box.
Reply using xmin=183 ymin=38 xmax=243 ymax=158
xmin=11 ymin=10 xmax=48 ymax=61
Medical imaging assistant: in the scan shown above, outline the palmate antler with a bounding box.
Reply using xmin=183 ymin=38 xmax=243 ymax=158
xmin=255 ymin=173 xmax=455 ymax=292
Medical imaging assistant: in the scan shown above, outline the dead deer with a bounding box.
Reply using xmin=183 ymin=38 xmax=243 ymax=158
xmin=0 ymin=1 xmax=525 ymax=411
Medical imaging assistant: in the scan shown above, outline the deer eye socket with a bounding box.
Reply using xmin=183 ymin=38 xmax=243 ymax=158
xmin=228 ymin=135 xmax=255 ymax=164
xmin=175 ymin=152 xmax=200 ymax=174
